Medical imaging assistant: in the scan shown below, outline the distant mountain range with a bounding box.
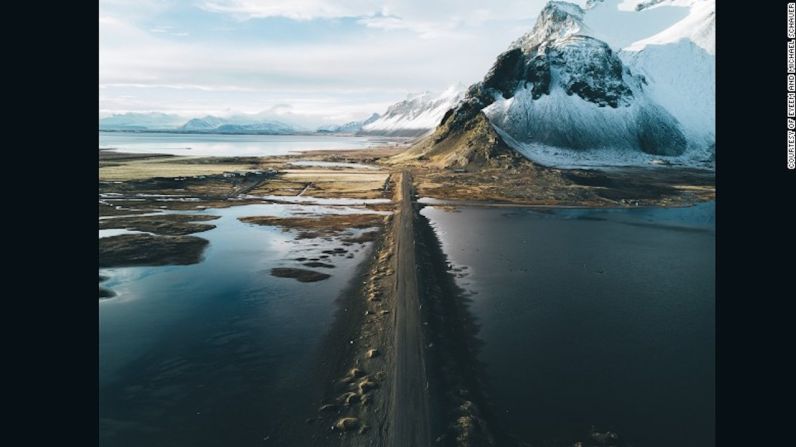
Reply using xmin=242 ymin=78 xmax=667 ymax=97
xmin=99 ymin=96 xmax=459 ymax=137
xmin=180 ymin=116 xmax=298 ymax=134
xmin=99 ymin=113 xmax=304 ymax=134
xmin=99 ymin=87 xmax=467 ymax=137
xmin=98 ymin=112 xmax=186 ymax=131
xmin=317 ymin=113 xmax=381 ymax=134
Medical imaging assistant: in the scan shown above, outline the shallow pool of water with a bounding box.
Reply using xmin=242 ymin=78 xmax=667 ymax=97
xmin=99 ymin=203 xmax=378 ymax=446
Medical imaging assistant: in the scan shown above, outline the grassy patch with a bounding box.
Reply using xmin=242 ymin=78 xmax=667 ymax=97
xmin=99 ymin=234 xmax=209 ymax=268
xmin=99 ymin=214 xmax=220 ymax=236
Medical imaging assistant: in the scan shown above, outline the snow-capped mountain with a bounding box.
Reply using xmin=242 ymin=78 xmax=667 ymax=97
xmin=618 ymin=0 xmax=715 ymax=152
xmin=99 ymin=112 xmax=185 ymax=130
xmin=317 ymin=113 xmax=381 ymax=134
xmin=358 ymin=85 xmax=465 ymax=137
xmin=620 ymin=0 xmax=714 ymax=53
xmin=181 ymin=116 xmax=297 ymax=134
xmin=404 ymin=0 xmax=714 ymax=168
xmin=214 ymin=122 xmax=296 ymax=134
xmin=181 ymin=116 xmax=228 ymax=131
xmin=100 ymin=112 xmax=302 ymax=134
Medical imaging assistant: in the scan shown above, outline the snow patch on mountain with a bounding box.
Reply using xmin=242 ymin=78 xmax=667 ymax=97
xmin=181 ymin=115 xmax=298 ymax=134
xmin=619 ymin=0 xmax=714 ymax=149
xmin=494 ymin=123 xmax=713 ymax=169
xmin=317 ymin=113 xmax=380 ymax=134
xmin=510 ymin=1 xmax=594 ymax=51
xmin=578 ymin=0 xmax=690 ymax=50
xmin=182 ymin=116 xmax=227 ymax=131
xmin=484 ymin=83 xmax=685 ymax=156
xmin=623 ymin=0 xmax=714 ymax=54
xmin=621 ymin=40 xmax=714 ymax=150
xmin=359 ymin=85 xmax=465 ymax=137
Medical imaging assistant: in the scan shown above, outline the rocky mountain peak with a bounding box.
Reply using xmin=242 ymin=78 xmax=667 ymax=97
xmin=510 ymin=1 xmax=589 ymax=53
xmin=413 ymin=0 xmax=697 ymax=160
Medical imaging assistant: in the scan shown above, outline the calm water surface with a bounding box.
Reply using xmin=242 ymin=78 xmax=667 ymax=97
xmin=422 ymin=202 xmax=715 ymax=447
xmin=99 ymin=203 xmax=381 ymax=446
xmin=98 ymin=131 xmax=394 ymax=156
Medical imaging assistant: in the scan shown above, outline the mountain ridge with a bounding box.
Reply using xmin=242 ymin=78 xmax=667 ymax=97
xmin=317 ymin=113 xmax=381 ymax=134
xmin=396 ymin=0 xmax=714 ymax=169
xmin=358 ymin=85 xmax=465 ymax=137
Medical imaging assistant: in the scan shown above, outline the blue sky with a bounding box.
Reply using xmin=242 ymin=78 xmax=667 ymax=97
xmin=99 ymin=0 xmax=548 ymax=127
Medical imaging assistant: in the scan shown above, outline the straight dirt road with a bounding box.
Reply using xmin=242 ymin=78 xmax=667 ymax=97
xmin=388 ymin=170 xmax=432 ymax=447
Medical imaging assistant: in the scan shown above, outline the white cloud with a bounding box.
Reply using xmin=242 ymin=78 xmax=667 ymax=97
xmin=99 ymin=0 xmax=548 ymax=125
xmin=100 ymin=0 xmax=178 ymax=20
xmin=199 ymin=0 xmax=543 ymax=35
xmin=100 ymin=83 xmax=256 ymax=92
xmin=200 ymin=0 xmax=380 ymax=21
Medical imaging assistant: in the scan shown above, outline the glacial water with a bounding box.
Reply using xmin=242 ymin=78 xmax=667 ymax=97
xmin=99 ymin=203 xmax=382 ymax=446
xmin=421 ymin=202 xmax=715 ymax=447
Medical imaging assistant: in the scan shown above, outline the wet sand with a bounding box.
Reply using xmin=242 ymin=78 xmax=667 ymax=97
xmin=99 ymin=214 xmax=219 ymax=236
xmin=99 ymin=233 xmax=209 ymax=268
xmin=271 ymin=267 xmax=332 ymax=283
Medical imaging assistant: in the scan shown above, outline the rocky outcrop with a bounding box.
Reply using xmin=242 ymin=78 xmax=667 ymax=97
xmin=389 ymin=112 xmax=524 ymax=169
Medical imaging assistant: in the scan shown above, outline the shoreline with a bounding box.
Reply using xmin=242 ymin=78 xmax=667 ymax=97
xmin=100 ymin=149 xmax=715 ymax=210
xmin=303 ymin=175 xmax=399 ymax=446
xmin=306 ymin=171 xmax=509 ymax=447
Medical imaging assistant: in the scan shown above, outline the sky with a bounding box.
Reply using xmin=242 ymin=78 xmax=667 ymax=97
xmin=99 ymin=0 xmax=549 ymax=127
